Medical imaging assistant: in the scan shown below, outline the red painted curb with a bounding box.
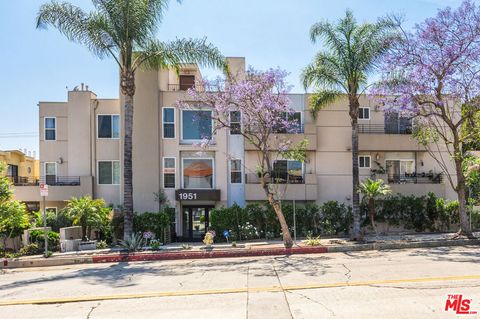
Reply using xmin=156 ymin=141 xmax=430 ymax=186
xmin=91 ymin=246 xmax=328 ymax=264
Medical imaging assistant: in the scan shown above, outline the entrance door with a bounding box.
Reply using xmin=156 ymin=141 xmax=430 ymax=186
xmin=182 ymin=206 xmax=213 ymax=241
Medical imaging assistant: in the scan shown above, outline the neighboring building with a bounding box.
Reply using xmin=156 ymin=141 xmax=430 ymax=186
xmin=12 ymin=57 xmax=455 ymax=241
xmin=0 ymin=149 xmax=40 ymax=212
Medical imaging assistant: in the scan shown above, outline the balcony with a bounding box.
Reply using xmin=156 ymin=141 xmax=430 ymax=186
xmin=244 ymin=124 xmax=317 ymax=151
xmin=245 ymin=173 xmax=317 ymax=201
xmin=7 ymin=176 xmax=80 ymax=186
xmin=11 ymin=176 xmax=93 ymax=202
xmin=387 ymin=173 xmax=443 ymax=184
xmin=359 ymin=123 xmax=412 ymax=134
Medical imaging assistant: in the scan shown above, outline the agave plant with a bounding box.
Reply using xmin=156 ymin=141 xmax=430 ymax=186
xmin=120 ymin=233 xmax=145 ymax=252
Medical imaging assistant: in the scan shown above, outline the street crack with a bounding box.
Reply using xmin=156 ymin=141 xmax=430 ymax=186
xmin=86 ymin=302 xmax=101 ymax=319
xmin=342 ymin=264 xmax=351 ymax=283
xmin=288 ymin=291 xmax=336 ymax=317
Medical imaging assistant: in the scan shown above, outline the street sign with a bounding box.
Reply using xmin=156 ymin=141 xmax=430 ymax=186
xmin=40 ymin=183 xmax=49 ymax=197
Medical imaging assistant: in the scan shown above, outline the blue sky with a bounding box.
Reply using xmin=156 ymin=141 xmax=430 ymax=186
xmin=0 ymin=0 xmax=464 ymax=154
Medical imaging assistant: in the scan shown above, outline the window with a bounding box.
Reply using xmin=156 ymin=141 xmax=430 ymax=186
xmin=45 ymin=117 xmax=56 ymax=140
xmin=230 ymin=159 xmax=242 ymax=183
xmin=273 ymin=160 xmax=304 ymax=184
xmin=183 ymin=158 xmax=214 ymax=189
xmin=274 ymin=112 xmax=303 ymax=133
xmin=45 ymin=162 xmax=57 ymax=185
xmin=182 ymin=110 xmax=212 ymax=141
xmin=98 ymin=115 xmax=120 ymax=138
xmin=359 ymin=155 xmax=371 ymax=168
xmin=163 ymin=108 xmax=175 ymax=138
xmin=46 ymin=207 xmax=57 ymax=215
xmin=230 ymin=111 xmax=241 ymax=135
xmin=98 ymin=161 xmax=120 ymax=185
xmin=163 ymin=157 xmax=176 ymax=188
xmin=179 ymin=75 xmax=195 ymax=91
xmin=359 ymin=107 xmax=370 ymax=120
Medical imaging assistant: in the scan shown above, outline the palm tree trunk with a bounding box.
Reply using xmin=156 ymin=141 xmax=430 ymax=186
xmin=121 ymin=69 xmax=136 ymax=240
xmin=123 ymin=93 xmax=134 ymax=239
xmin=368 ymin=198 xmax=377 ymax=235
xmin=455 ymin=158 xmax=474 ymax=238
xmin=350 ymin=99 xmax=362 ymax=241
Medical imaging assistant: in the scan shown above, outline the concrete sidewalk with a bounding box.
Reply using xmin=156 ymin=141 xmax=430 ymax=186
xmin=2 ymin=231 xmax=479 ymax=269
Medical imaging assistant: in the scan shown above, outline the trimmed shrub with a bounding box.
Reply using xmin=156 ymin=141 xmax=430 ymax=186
xmin=29 ymin=230 xmax=60 ymax=251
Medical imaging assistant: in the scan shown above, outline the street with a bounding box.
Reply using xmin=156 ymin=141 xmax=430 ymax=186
xmin=1 ymin=246 xmax=479 ymax=318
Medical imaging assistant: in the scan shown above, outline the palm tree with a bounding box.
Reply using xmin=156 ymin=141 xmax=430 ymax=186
xmin=64 ymin=196 xmax=110 ymax=241
xmin=36 ymin=0 xmax=226 ymax=238
xmin=359 ymin=178 xmax=391 ymax=235
xmin=301 ymin=10 xmax=398 ymax=240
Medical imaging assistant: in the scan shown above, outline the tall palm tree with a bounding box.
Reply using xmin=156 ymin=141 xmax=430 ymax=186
xmin=359 ymin=178 xmax=391 ymax=235
xmin=37 ymin=0 xmax=226 ymax=238
xmin=301 ymin=10 xmax=398 ymax=240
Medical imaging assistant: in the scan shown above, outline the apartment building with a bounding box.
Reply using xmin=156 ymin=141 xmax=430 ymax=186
xmin=11 ymin=57 xmax=455 ymax=241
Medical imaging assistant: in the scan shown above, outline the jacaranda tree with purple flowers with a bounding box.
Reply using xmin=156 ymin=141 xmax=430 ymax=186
xmin=373 ymin=0 xmax=480 ymax=238
xmin=178 ymin=68 xmax=307 ymax=248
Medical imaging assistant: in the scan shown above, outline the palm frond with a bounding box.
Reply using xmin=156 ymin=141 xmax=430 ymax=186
xmin=36 ymin=1 xmax=114 ymax=60
xmin=309 ymin=91 xmax=342 ymax=119
xmin=135 ymin=37 xmax=226 ymax=72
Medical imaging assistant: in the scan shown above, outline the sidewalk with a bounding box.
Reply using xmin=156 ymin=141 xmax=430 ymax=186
xmin=2 ymin=232 xmax=479 ymax=269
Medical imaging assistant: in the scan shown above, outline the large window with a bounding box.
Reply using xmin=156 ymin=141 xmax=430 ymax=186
xmin=163 ymin=108 xmax=175 ymax=138
xmin=98 ymin=115 xmax=120 ymax=138
xmin=183 ymin=158 xmax=214 ymax=189
xmin=163 ymin=157 xmax=176 ymax=188
xmin=182 ymin=110 xmax=212 ymax=141
xmin=45 ymin=117 xmax=56 ymax=141
xmin=273 ymin=160 xmax=303 ymax=184
xmin=98 ymin=161 xmax=120 ymax=185
xmin=274 ymin=112 xmax=302 ymax=133
xmin=387 ymin=159 xmax=415 ymax=183
xmin=230 ymin=159 xmax=242 ymax=183
xmin=359 ymin=155 xmax=371 ymax=168
xmin=359 ymin=107 xmax=370 ymax=120
xmin=230 ymin=111 xmax=241 ymax=135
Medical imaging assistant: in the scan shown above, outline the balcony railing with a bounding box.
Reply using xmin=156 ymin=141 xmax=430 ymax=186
xmin=167 ymin=83 xmax=206 ymax=92
xmin=7 ymin=176 xmax=81 ymax=186
xmin=387 ymin=173 xmax=443 ymax=184
xmin=245 ymin=173 xmax=305 ymax=184
xmin=272 ymin=125 xmax=305 ymax=134
xmin=359 ymin=124 xmax=412 ymax=134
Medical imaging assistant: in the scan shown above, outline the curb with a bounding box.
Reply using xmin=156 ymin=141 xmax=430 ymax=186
xmin=91 ymin=246 xmax=328 ymax=264
xmin=1 ymin=239 xmax=478 ymax=269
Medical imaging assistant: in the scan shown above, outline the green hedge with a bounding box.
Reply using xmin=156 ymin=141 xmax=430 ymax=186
xmin=210 ymin=193 xmax=472 ymax=241
xmin=29 ymin=230 xmax=60 ymax=251
xmin=210 ymin=201 xmax=352 ymax=241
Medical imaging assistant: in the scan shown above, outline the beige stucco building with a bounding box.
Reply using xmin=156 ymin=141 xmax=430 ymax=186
xmin=12 ymin=57 xmax=456 ymax=241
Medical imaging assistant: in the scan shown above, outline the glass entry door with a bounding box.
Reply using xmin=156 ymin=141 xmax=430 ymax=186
xmin=182 ymin=206 xmax=213 ymax=241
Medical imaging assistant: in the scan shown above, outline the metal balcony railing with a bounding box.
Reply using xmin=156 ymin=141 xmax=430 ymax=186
xmin=7 ymin=176 xmax=81 ymax=186
xmin=245 ymin=173 xmax=305 ymax=184
xmin=359 ymin=124 xmax=412 ymax=134
xmin=387 ymin=173 xmax=443 ymax=184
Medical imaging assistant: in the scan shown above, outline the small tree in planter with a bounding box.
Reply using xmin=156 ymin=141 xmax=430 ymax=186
xmin=359 ymin=178 xmax=391 ymax=235
xmin=179 ymin=68 xmax=307 ymax=248
xmin=64 ymin=196 xmax=110 ymax=241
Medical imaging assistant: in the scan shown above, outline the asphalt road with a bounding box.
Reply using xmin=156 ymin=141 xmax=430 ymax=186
xmin=1 ymin=246 xmax=479 ymax=318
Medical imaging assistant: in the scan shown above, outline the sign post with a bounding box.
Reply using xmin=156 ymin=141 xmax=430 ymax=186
xmin=40 ymin=183 xmax=49 ymax=257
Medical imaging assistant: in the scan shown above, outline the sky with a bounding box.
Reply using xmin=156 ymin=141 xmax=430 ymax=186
xmin=0 ymin=0 xmax=465 ymax=155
